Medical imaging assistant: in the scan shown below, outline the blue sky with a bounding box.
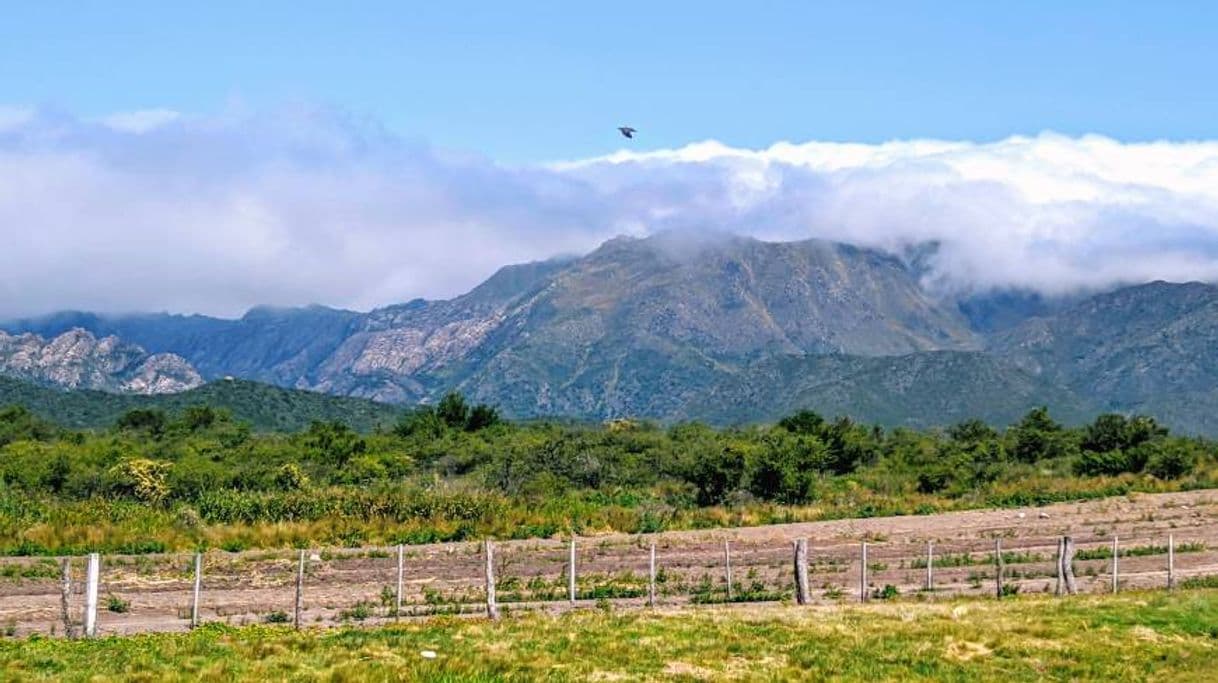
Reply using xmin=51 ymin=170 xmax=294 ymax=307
xmin=3 ymin=1 xmax=1216 ymax=161
xmin=3 ymin=2 xmax=1218 ymax=317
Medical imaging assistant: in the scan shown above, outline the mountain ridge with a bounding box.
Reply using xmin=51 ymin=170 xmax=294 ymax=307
xmin=4 ymin=234 xmax=1217 ymax=433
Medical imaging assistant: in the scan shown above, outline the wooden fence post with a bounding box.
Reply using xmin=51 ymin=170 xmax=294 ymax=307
xmin=1167 ymin=534 xmax=1176 ymax=590
xmin=793 ymin=539 xmax=810 ymax=605
xmin=395 ymin=544 xmax=405 ymax=619
xmin=648 ymin=542 xmax=657 ymax=607
xmin=83 ymin=553 xmax=99 ymax=638
xmin=191 ymin=552 xmax=203 ymax=629
xmin=294 ymin=549 xmax=305 ymax=630
xmin=1054 ymin=537 xmax=1064 ymax=596
xmin=485 ymin=540 xmax=499 ymax=620
xmin=724 ymin=540 xmax=734 ymax=601
xmin=860 ymin=542 xmax=869 ymax=603
xmin=994 ymin=539 xmax=1004 ymax=598
xmin=1111 ymin=536 xmax=1119 ymax=594
xmin=568 ymin=538 xmax=577 ymax=605
xmin=920 ymin=542 xmax=930 ymax=591
xmin=1062 ymin=536 xmax=1078 ymax=595
xmin=60 ymin=557 xmax=74 ymax=639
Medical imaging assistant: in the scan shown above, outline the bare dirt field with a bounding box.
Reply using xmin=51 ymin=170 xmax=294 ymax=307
xmin=3 ymin=489 xmax=1216 ymax=637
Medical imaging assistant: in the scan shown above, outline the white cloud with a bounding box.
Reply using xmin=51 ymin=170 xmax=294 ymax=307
xmin=99 ymin=108 xmax=181 ymax=133
xmin=1 ymin=104 xmax=1217 ymax=319
xmin=0 ymin=106 xmax=34 ymax=132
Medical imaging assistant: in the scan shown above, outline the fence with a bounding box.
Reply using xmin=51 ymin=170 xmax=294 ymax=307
xmin=1 ymin=526 xmax=1213 ymax=638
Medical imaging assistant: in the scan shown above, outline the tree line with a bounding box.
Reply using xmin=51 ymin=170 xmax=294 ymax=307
xmin=1 ymin=395 xmax=1214 ymax=554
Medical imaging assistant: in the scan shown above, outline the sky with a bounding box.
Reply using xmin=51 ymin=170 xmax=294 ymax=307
xmin=2 ymin=1 xmax=1218 ymax=317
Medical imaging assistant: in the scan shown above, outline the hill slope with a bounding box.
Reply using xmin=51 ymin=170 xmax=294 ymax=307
xmin=680 ymin=351 xmax=1093 ymax=428
xmin=991 ymin=281 xmax=1218 ymax=433
xmin=0 ymin=376 xmax=401 ymax=432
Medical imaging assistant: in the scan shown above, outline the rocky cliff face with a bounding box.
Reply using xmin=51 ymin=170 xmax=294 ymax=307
xmin=0 ymin=328 xmax=202 ymax=394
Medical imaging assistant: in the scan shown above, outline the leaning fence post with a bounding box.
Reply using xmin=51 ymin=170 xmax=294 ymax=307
xmin=860 ymin=542 xmax=869 ymax=603
xmin=484 ymin=540 xmax=499 ymax=620
xmin=648 ymin=542 xmax=657 ymax=607
xmin=1168 ymin=534 xmax=1176 ymax=590
xmin=294 ymin=549 xmax=305 ymax=630
xmin=724 ymin=540 xmax=734 ymax=601
xmin=191 ymin=552 xmax=203 ymax=629
xmin=1111 ymin=535 xmax=1119 ymax=594
xmin=60 ymin=557 xmax=74 ymax=639
xmin=395 ymin=544 xmax=405 ymax=619
xmin=568 ymin=538 xmax=577 ymax=605
xmin=83 ymin=553 xmax=99 ymax=638
xmin=994 ymin=539 xmax=1004 ymax=598
xmin=1062 ymin=536 xmax=1078 ymax=595
xmin=793 ymin=538 xmax=810 ymax=605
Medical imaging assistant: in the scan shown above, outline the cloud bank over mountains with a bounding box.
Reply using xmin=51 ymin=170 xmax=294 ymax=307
xmin=3 ymin=104 xmax=1218 ymax=318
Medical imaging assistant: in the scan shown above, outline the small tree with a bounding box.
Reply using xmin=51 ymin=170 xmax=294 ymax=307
xmin=177 ymin=405 xmax=225 ymax=432
xmin=1147 ymin=441 xmax=1196 ymax=480
xmin=304 ymin=420 xmax=366 ymax=468
xmin=116 ymin=409 xmax=167 ymax=438
xmin=778 ymin=410 xmax=825 ymax=435
xmin=465 ymin=404 xmax=500 ymax=432
xmin=436 ymin=392 xmax=469 ymax=430
xmin=1010 ymin=407 xmax=1071 ymax=463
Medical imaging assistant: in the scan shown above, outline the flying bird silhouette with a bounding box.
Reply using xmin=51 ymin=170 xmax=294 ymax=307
xmin=618 ymin=126 xmax=636 ymax=139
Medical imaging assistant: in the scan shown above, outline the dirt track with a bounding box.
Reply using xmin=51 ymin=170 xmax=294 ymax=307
xmin=2 ymin=489 xmax=1216 ymax=637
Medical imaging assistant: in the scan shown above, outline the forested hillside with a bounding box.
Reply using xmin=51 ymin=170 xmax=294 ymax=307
xmin=0 ymin=377 xmax=400 ymax=433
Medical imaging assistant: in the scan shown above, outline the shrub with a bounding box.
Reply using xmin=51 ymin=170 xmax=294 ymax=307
xmin=1074 ymin=450 xmax=1131 ymax=477
xmin=341 ymin=601 xmax=373 ymax=621
xmin=115 ymin=409 xmax=167 ymax=437
xmin=274 ymin=464 xmax=310 ymax=491
xmin=1148 ymin=443 xmax=1196 ymax=480
xmin=106 ymin=459 xmax=172 ymax=505
xmin=106 ymin=594 xmax=130 ymax=613
xmin=871 ymin=584 xmax=899 ymax=600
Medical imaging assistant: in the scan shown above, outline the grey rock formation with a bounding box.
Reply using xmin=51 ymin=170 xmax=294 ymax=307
xmin=0 ymin=328 xmax=202 ymax=394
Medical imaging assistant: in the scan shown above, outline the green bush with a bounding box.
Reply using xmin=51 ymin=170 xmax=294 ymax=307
xmin=106 ymin=594 xmax=130 ymax=613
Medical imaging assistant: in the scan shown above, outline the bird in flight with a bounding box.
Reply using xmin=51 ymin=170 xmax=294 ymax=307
xmin=618 ymin=126 xmax=637 ymax=139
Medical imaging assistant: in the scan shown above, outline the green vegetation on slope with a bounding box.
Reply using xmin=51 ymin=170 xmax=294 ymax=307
xmin=0 ymin=377 xmax=401 ymax=433
xmin=2 ymin=591 xmax=1217 ymax=681
xmin=2 ymin=390 xmax=1217 ymax=555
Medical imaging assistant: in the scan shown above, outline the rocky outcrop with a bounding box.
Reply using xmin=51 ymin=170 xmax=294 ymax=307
xmin=0 ymin=328 xmax=202 ymax=394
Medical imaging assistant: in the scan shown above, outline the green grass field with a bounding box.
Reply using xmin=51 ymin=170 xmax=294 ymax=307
xmin=2 ymin=590 xmax=1216 ymax=681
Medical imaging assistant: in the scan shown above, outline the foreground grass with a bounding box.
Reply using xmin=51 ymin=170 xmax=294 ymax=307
xmin=3 ymin=591 xmax=1217 ymax=681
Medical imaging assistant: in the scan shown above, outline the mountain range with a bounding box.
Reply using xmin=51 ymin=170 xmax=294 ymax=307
xmin=4 ymin=233 xmax=1217 ymax=433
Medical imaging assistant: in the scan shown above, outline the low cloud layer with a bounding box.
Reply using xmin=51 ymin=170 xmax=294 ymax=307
xmin=3 ymin=105 xmax=1218 ymax=318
